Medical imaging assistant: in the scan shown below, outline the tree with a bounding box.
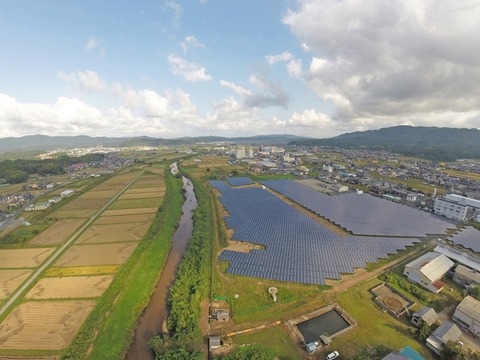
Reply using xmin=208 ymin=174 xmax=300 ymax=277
xmin=417 ymin=322 xmax=432 ymax=341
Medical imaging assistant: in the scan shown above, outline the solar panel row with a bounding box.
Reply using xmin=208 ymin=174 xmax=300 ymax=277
xmin=210 ymin=179 xmax=421 ymax=285
xmin=448 ymin=227 xmax=480 ymax=252
xmin=226 ymin=177 xmax=255 ymax=187
xmin=261 ymin=180 xmax=454 ymax=237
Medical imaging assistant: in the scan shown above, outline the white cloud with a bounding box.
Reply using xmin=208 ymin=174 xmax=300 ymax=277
xmin=84 ymin=37 xmax=105 ymax=57
xmin=284 ymin=0 xmax=480 ymax=128
xmin=286 ymin=59 xmax=302 ymax=78
xmin=167 ymin=54 xmax=212 ymax=82
xmin=265 ymin=51 xmax=293 ymax=65
xmin=58 ymin=70 xmax=107 ymax=92
xmin=219 ymin=80 xmax=251 ymax=96
xmin=287 ymin=109 xmax=335 ymax=127
xmin=244 ymin=75 xmax=289 ymax=108
xmin=164 ymin=1 xmax=182 ymax=23
xmin=179 ymin=36 xmax=204 ymax=53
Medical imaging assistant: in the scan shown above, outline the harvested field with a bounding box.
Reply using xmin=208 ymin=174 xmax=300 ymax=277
xmin=118 ymin=191 xmax=164 ymax=200
xmin=107 ymin=198 xmax=162 ymax=210
xmin=53 ymin=209 xmax=96 ymax=219
xmin=25 ymin=275 xmax=113 ymax=299
xmin=75 ymin=223 xmax=150 ymax=244
xmin=29 ymin=219 xmax=85 ymax=246
xmin=0 ymin=248 xmax=54 ymax=268
xmin=0 ymin=270 xmax=32 ymax=299
xmin=0 ymin=300 xmax=95 ymax=350
xmin=54 ymin=242 xmax=138 ymax=267
xmin=60 ymin=197 xmax=110 ymax=210
xmin=122 ymin=187 xmax=164 ymax=195
xmin=128 ymin=180 xmax=163 ymax=189
xmin=45 ymin=265 xmax=118 ymax=277
xmin=101 ymin=207 xmax=158 ymax=216
xmin=94 ymin=213 xmax=155 ymax=225
xmin=79 ymin=189 xmax=119 ymax=199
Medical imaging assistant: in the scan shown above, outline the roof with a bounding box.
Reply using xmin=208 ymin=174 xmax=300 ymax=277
xmin=455 ymin=265 xmax=480 ymax=283
xmin=383 ymin=353 xmax=409 ymax=360
xmin=405 ymin=252 xmax=454 ymax=282
xmin=456 ymin=295 xmax=480 ymax=319
xmin=413 ymin=307 xmax=438 ymax=324
xmin=209 ymin=337 xmax=221 ymax=347
xmin=432 ymin=321 xmax=462 ymax=343
xmin=399 ymin=345 xmax=424 ymax=360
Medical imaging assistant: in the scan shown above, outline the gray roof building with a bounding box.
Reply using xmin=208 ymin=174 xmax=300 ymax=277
xmin=426 ymin=321 xmax=462 ymax=355
xmin=452 ymin=295 xmax=480 ymax=336
xmin=411 ymin=307 xmax=438 ymax=327
xmin=404 ymin=252 xmax=454 ymax=293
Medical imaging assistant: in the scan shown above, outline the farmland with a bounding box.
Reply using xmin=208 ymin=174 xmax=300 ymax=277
xmin=0 ymin=155 xmax=175 ymax=358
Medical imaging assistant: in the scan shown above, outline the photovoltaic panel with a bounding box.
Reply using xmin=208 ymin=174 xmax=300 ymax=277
xmin=448 ymin=227 xmax=480 ymax=252
xmin=210 ymin=179 xmax=423 ymax=285
xmin=261 ymin=180 xmax=455 ymax=237
xmin=226 ymin=177 xmax=255 ymax=187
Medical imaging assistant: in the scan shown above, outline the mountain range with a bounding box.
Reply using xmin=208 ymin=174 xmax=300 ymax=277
xmin=1 ymin=126 xmax=480 ymax=161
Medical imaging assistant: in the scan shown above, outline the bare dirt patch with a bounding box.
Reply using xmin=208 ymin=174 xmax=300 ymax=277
xmin=54 ymin=242 xmax=138 ymax=267
xmin=94 ymin=213 xmax=155 ymax=225
xmin=223 ymin=240 xmax=264 ymax=253
xmin=0 ymin=300 xmax=95 ymax=350
xmin=75 ymin=223 xmax=150 ymax=244
xmin=0 ymin=270 xmax=32 ymax=299
xmin=25 ymin=275 xmax=113 ymax=299
xmin=0 ymin=248 xmax=55 ymax=268
xmin=101 ymin=207 xmax=158 ymax=216
xmin=29 ymin=219 xmax=85 ymax=246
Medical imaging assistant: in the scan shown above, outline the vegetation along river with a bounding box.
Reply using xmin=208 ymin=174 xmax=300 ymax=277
xmin=126 ymin=176 xmax=197 ymax=360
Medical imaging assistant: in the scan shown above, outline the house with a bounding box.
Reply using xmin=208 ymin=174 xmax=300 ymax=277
xmin=212 ymin=309 xmax=229 ymax=322
xmin=403 ymin=252 xmax=454 ymax=293
xmin=208 ymin=336 xmax=221 ymax=350
xmin=382 ymin=345 xmax=424 ymax=360
xmin=426 ymin=321 xmax=462 ymax=355
xmin=452 ymin=295 xmax=480 ymax=336
xmin=60 ymin=189 xmax=75 ymax=198
xmin=452 ymin=265 xmax=480 ymax=289
xmin=411 ymin=307 xmax=438 ymax=327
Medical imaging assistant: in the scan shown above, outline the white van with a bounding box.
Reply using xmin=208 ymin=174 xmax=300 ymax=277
xmin=326 ymin=351 xmax=339 ymax=360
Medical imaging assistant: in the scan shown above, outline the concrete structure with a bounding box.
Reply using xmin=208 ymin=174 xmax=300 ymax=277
xmin=452 ymin=295 xmax=480 ymax=336
xmin=404 ymin=252 xmax=454 ymax=293
xmin=434 ymin=197 xmax=468 ymax=221
xmin=60 ymin=189 xmax=75 ymax=198
xmin=426 ymin=321 xmax=462 ymax=355
xmin=453 ymin=265 xmax=480 ymax=289
xmin=411 ymin=307 xmax=438 ymax=327
xmin=208 ymin=336 xmax=221 ymax=350
xmin=212 ymin=309 xmax=229 ymax=322
xmin=332 ymin=184 xmax=349 ymax=193
xmin=445 ymin=194 xmax=480 ymax=210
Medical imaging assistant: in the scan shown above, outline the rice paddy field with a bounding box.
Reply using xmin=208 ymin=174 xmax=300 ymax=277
xmin=0 ymin=165 xmax=166 ymax=357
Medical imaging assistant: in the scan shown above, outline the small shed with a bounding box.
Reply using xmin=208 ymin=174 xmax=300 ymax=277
xmin=209 ymin=336 xmax=221 ymax=350
xmin=411 ymin=307 xmax=438 ymax=327
xmin=305 ymin=342 xmax=319 ymax=354
xmin=212 ymin=309 xmax=229 ymax=322
xmin=320 ymin=334 xmax=332 ymax=346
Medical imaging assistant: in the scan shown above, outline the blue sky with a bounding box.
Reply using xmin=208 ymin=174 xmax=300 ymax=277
xmin=1 ymin=0 xmax=479 ymax=139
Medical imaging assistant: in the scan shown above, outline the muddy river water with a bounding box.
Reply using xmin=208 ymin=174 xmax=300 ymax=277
xmin=126 ymin=176 xmax=197 ymax=360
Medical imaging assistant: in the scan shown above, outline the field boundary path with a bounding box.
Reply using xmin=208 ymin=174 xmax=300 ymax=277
xmin=0 ymin=171 xmax=145 ymax=318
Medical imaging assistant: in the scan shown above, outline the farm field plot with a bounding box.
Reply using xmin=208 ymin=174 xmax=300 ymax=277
xmin=101 ymin=207 xmax=158 ymax=216
xmin=0 ymin=248 xmax=54 ymax=268
xmin=54 ymin=242 xmax=138 ymax=267
xmin=107 ymin=197 xmax=163 ymax=210
xmin=0 ymin=300 xmax=95 ymax=350
xmin=59 ymin=197 xmax=111 ymax=210
xmin=93 ymin=213 xmax=155 ymax=225
xmin=78 ymin=189 xmax=119 ymax=199
xmin=29 ymin=219 xmax=85 ymax=246
xmin=128 ymin=180 xmax=164 ymax=190
xmin=25 ymin=275 xmax=113 ymax=299
xmin=118 ymin=190 xmax=164 ymax=200
xmin=0 ymin=270 xmax=32 ymax=299
xmin=52 ymin=208 xmax=96 ymax=219
xmin=75 ymin=223 xmax=150 ymax=244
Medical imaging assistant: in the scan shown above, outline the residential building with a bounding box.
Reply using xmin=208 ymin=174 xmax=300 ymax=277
xmin=426 ymin=321 xmax=462 ymax=355
xmin=403 ymin=252 xmax=454 ymax=293
xmin=434 ymin=197 xmax=468 ymax=221
xmin=235 ymin=147 xmax=245 ymax=159
xmin=411 ymin=307 xmax=438 ymax=327
xmin=452 ymin=295 xmax=480 ymax=336
xmin=452 ymin=265 xmax=480 ymax=289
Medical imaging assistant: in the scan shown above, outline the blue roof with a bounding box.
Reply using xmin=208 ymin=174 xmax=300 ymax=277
xmin=399 ymin=346 xmax=424 ymax=360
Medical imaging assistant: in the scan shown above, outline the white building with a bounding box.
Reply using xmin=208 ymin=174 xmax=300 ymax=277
xmin=445 ymin=194 xmax=480 ymax=210
xmin=452 ymin=265 xmax=480 ymax=289
xmin=426 ymin=322 xmax=462 ymax=355
xmin=452 ymin=295 xmax=480 ymax=336
xmin=403 ymin=252 xmax=454 ymax=293
xmin=235 ymin=147 xmax=246 ymax=159
xmin=411 ymin=307 xmax=438 ymax=327
xmin=60 ymin=189 xmax=75 ymax=198
xmin=434 ymin=198 xmax=468 ymax=221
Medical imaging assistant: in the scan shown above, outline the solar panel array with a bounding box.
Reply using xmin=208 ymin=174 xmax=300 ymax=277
xmin=261 ymin=180 xmax=454 ymax=237
xmin=209 ymin=179 xmax=421 ymax=285
xmin=449 ymin=227 xmax=480 ymax=252
xmin=226 ymin=177 xmax=255 ymax=187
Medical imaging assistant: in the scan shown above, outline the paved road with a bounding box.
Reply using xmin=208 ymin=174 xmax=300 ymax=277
xmin=0 ymin=171 xmax=144 ymax=318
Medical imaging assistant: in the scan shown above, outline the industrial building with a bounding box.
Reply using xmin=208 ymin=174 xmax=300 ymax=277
xmin=452 ymin=295 xmax=480 ymax=336
xmin=434 ymin=197 xmax=468 ymax=221
xmin=403 ymin=252 xmax=454 ymax=293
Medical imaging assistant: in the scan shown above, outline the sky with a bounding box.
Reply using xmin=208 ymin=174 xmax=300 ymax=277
xmin=1 ymin=0 xmax=480 ymax=139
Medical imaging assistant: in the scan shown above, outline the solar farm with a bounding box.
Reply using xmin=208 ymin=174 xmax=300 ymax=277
xmin=448 ymin=226 xmax=480 ymax=252
xmin=211 ymin=178 xmax=456 ymax=285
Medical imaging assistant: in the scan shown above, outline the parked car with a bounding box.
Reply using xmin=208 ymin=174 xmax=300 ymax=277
xmin=326 ymin=351 xmax=339 ymax=360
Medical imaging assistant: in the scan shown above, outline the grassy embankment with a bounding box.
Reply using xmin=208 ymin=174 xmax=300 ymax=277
xmin=62 ymin=167 xmax=184 ymax=360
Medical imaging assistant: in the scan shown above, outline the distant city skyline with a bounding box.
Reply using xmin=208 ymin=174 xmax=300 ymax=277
xmin=1 ymin=0 xmax=479 ymax=139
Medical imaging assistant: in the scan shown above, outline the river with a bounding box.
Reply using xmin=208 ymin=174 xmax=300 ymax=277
xmin=126 ymin=176 xmax=197 ymax=360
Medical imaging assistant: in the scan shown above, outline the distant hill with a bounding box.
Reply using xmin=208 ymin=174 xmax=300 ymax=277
xmin=0 ymin=134 xmax=308 ymax=154
xmin=289 ymin=126 xmax=480 ymax=161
